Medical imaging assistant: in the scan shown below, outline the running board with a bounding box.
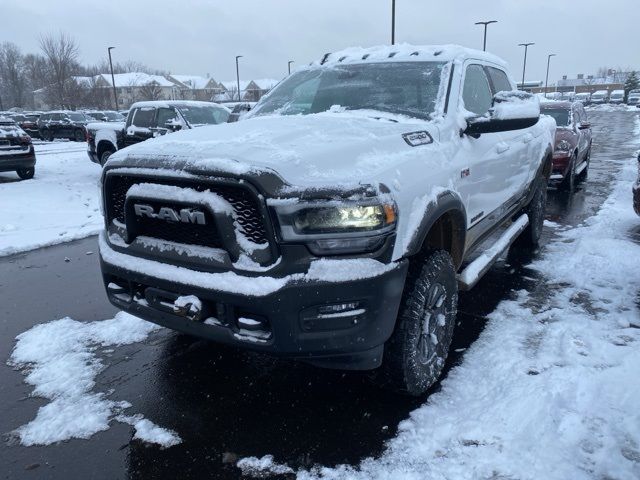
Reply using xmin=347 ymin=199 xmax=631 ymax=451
xmin=457 ymin=214 xmax=529 ymax=291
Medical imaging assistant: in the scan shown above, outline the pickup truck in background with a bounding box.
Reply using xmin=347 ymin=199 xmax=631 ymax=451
xmin=86 ymin=100 xmax=231 ymax=165
xmin=99 ymin=45 xmax=555 ymax=396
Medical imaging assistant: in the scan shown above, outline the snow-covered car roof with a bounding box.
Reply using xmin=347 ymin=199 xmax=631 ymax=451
xmin=130 ymin=100 xmax=230 ymax=112
xmin=312 ymin=43 xmax=507 ymax=68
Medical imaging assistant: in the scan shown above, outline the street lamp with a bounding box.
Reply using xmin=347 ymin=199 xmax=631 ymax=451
xmin=235 ymin=55 xmax=243 ymax=102
xmin=107 ymin=47 xmax=118 ymax=110
xmin=288 ymin=60 xmax=294 ymax=75
xmin=474 ymin=20 xmax=497 ymax=51
xmin=518 ymin=42 xmax=535 ymax=90
xmin=391 ymin=0 xmax=396 ymax=45
xmin=544 ymin=53 xmax=557 ymax=98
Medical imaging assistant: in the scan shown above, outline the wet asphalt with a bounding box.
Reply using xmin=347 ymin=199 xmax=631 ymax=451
xmin=0 ymin=109 xmax=638 ymax=480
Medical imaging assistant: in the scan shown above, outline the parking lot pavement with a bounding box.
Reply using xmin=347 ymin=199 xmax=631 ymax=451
xmin=0 ymin=140 xmax=102 ymax=256
xmin=1 ymin=110 xmax=639 ymax=479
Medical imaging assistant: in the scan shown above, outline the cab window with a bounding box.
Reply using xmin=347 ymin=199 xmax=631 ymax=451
xmin=462 ymin=65 xmax=493 ymax=116
xmin=131 ymin=108 xmax=155 ymax=128
xmin=486 ymin=67 xmax=513 ymax=93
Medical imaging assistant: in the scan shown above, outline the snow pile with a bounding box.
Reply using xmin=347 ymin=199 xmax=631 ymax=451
xmin=237 ymin=455 xmax=294 ymax=476
xmin=0 ymin=142 xmax=102 ymax=256
xmin=239 ymin=139 xmax=640 ymax=478
xmin=8 ymin=312 xmax=181 ymax=448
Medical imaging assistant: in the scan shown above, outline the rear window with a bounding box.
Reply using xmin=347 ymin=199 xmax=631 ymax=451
xmin=541 ymin=107 xmax=571 ymax=126
xmin=131 ymin=108 xmax=155 ymax=128
xmin=68 ymin=113 xmax=85 ymax=121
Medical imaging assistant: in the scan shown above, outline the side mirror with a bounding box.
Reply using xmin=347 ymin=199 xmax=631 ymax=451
xmin=464 ymin=91 xmax=540 ymax=137
xmin=164 ymin=120 xmax=182 ymax=131
xmin=578 ymin=122 xmax=591 ymax=130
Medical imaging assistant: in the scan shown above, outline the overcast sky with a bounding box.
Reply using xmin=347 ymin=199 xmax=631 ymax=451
xmin=3 ymin=0 xmax=638 ymax=84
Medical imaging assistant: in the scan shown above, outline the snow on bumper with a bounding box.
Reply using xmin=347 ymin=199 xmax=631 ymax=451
xmin=99 ymin=233 xmax=408 ymax=368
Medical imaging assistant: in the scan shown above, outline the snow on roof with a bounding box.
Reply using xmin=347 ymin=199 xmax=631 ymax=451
xmin=170 ymin=75 xmax=216 ymax=90
xmin=99 ymin=72 xmax=176 ymax=88
xmin=220 ymin=80 xmax=252 ymax=92
xmin=130 ymin=100 xmax=226 ymax=109
xmin=313 ymin=43 xmax=507 ymax=67
xmin=250 ymin=78 xmax=281 ymax=90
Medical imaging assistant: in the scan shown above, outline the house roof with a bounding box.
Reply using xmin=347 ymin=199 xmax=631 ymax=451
xmin=220 ymin=80 xmax=252 ymax=92
xmin=170 ymin=75 xmax=217 ymax=90
xmin=98 ymin=72 xmax=176 ymax=88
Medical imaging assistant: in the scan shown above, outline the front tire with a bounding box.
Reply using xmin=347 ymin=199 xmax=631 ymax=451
xmin=17 ymin=167 xmax=35 ymax=180
xmin=74 ymin=129 xmax=85 ymax=142
xmin=560 ymin=154 xmax=577 ymax=192
xmin=378 ymin=250 xmax=458 ymax=396
xmin=100 ymin=149 xmax=114 ymax=166
xmin=514 ymin=179 xmax=546 ymax=249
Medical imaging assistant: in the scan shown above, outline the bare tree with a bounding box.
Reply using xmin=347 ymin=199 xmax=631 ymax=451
xmin=39 ymin=32 xmax=80 ymax=108
xmin=139 ymin=82 xmax=163 ymax=101
xmin=0 ymin=42 xmax=27 ymax=108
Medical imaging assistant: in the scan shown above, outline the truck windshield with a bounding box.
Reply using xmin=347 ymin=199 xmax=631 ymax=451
xmin=177 ymin=105 xmax=230 ymax=126
xmin=541 ymin=108 xmax=570 ymax=126
xmin=250 ymin=61 xmax=446 ymax=120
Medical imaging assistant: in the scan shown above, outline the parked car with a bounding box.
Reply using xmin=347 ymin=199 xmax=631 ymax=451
xmin=634 ymin=153 xmax=640 ymax=215
xmin=10 ymin=113 xmax=40 ymax=139
xmin=575 ymin=92 xmax=591 ymax=105
xmin=98 ymin=45 xmax=555 ymax=396
xmin=541 ymin=101 xmax=592 ymax=190
xmin=86 ymin=100 xmax=230 ymax=165
xmin=590 ymin=90 xmax=609 ymax=104
xmin=86 ymin=111 xmax=126 ymax=122
xmin=0 ymin=117 xmax=36 ymax=180
xmin=627 ymin=89 xmax=640 ymax=106
xmin=609 ymin=89 xmax=625 ymax=104
xmin=38 ymin=111 xmax=88 ymax=142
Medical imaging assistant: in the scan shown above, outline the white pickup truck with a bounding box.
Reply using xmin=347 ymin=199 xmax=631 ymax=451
xmin=99 ymin=44 xmax=555 ymax=396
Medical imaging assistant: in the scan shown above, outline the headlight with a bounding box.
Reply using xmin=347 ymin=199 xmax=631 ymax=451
xmin=273 ymin=199 xmax=397 ymax=255
xmin=556 ymin=140 xmax=571 ymax=152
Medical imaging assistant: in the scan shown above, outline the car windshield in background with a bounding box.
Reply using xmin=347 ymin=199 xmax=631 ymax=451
xmin=104 ymin=112 xmax=124 ymax=121
xmin=542 ymin=108 xmax=570 ymax=126
xmin=68 ymin=113 xmax=85 ymax=121
xmin=177 ymin=105 xmax=230 ymax=126
xmin=250 ymin=61 xmax=446 ymax=120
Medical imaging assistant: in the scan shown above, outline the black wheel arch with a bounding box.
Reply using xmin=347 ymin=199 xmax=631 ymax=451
xmin=97 ymin=140 xmax=117 ymax=159
xmin=403 ymin=191 xmax=467 ymax=269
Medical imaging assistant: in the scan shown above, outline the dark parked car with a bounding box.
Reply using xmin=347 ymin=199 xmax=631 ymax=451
xmin=38 ymin=111 xmax=88 ymax=142
xmin=541 ymin=101 xmax=592 ymax=191
xmin=10 ymin=113 xmax=41 ymax=139
xmin=87 ymin=101 xmax=230 ymax=165
xmin=0 ymin=117 xmax=36 ymax=180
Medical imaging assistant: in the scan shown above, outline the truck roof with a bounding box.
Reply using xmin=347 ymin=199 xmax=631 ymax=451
xmin=312 ymin=43 xmax=507 ymax=68
xmin=130 ymin=100 xmax=229 ymax=111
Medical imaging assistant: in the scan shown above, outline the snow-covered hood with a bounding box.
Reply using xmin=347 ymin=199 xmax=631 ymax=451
xmin=0 ymin=123 xmax=26 ymax=139
xmin=109 ymin=112 xmax=440 ymax=187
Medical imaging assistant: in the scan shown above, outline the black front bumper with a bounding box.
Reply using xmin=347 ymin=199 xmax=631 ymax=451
xmin=100 ymin=236 xmax=408 ymax=370
xmin=0 ymin=147 xmax=36 ymax=172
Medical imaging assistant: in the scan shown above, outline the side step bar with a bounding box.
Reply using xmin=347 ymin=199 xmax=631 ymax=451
xmin=457 ymin=214 xmax=529 ymax=291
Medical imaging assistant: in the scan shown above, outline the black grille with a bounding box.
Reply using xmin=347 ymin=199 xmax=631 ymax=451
xmin=132 ymin=200 xmax=222 ymax=248
xmin=105 ymin=174 xmax=269 ymax=245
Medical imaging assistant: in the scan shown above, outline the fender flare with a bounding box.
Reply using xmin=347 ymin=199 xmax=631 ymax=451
xmin=403 ymin=190 xmax=467 ymax=266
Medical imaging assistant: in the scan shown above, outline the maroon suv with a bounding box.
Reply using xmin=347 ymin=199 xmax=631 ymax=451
xmin=541 ymin=101 xmax=592 ymax=191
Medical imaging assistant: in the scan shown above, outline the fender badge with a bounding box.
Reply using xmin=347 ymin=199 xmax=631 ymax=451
xmin=402 ymin=131 xmax=433 ymax=147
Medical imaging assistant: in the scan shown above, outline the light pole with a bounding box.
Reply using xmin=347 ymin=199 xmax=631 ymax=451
xmin=544 ymin=53 xmax=556 ymax=98
xmin=518 ymin=43 xmax=535 ymax=90
xmin=235 ymin=55 xmax=243 ymax=102
xmin=107 ymin=47 xmax=118 ymax=110
xmin=474 ymin=20 xmax=497 ymax=51
xmin=288 ymin=60 xmax=294 ymax=75
xmin=391 ymin=0 xmax=396 ymax=45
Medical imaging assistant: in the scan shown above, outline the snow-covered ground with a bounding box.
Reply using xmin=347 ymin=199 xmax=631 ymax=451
xmin=237 ymin=120 xmax=640 ymax=479
xmin=8 ymin=312 xmax=181 ymax=448
xmin=0 ymin=141 xmax=102 ymax=256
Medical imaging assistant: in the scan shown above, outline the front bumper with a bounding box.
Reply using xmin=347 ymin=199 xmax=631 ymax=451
xmin=0 ymin=147 xmax=36 ymax=172
xmin=99 ymin=234 xmax=408 ymax=370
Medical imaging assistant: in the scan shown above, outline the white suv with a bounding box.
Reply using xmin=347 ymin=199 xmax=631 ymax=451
xmin=99 ymin=44 xmax=555 ymax=395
